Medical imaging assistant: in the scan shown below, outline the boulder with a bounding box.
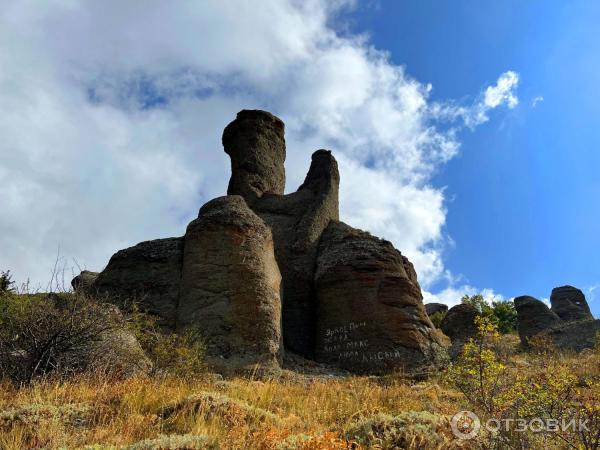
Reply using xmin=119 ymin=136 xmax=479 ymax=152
xmin=514 ymin=295 xmax=561 ymax=345
xmin=223 ymin=109 xmax=286 ymax=203
xmin=440 ymin=304 xmax=479 ymax=358
xmin=92 ymin=237 xmax=183 ymax=328
xmin=539 ymin=319 xmax=600 ymax=352
xmin=314 ymin=221 xmax=448 ymax=375
xmin=177 ymin=196 xmax=282 ymax=374
xmin=550 ymin=285 xmax=593 ymax=322
xmin=425 ymin=303 xmax=448 ymax=317
xmin=71 ymin=270 xmax=98 ymax=294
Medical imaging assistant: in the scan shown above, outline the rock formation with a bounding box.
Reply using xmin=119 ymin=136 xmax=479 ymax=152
xmin=177 ymin=196 xmax=282 ymax=373
xmin=251 ymin=148 xmax=339 ymax=357
xmin=223 ymin=110 xmax=286 ymax=203
xmin=440 ymin=304 xmax=479 ymax=358
xmin=550 ymin=285 xmax=593 ymax=322
xmin=80 ymin=109 xmax=448 ymax=375
xmin=425 ymin=303 xmax=448 ymax=317
xmin=314 ymin=221 xmax=448 ymax=374
xmin=93 ymin=237 xmax=184 ymax=328
xmin=71 ymin=270 xmax=98 ymax=294
xmin=515 ymin=286 xmax=598 ymax=351
xmin=513 ymin=296 xmax=561 ymax=344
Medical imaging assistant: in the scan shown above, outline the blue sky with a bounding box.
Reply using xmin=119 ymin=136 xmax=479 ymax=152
xmin=0 ymin=1 xmax=597 ymax=315
xmin=350 ymin=0 xmax=600 ymax=314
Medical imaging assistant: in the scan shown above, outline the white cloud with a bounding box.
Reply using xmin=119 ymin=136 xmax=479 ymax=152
xmin=532 ymin=96 xmax=544 ymax=107
xmin=0 ymin=0 xmax=517 ymax=299
xmin=423 ymin=286 xmax=506 ymax=308
xmin=484 ymin=71 xmax=520 ymax=109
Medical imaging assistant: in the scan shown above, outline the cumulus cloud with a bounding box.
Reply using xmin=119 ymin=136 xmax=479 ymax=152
xmin=0 ymin=0 xmax=517 ymax=302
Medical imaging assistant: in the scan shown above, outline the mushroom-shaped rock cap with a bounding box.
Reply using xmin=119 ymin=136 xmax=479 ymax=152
xmin=223 ymin=110 xmax=286 ymax=204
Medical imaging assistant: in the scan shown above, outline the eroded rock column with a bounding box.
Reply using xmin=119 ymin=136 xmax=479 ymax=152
xmin=223 ymin=110 xmax=286 ymax=203
xmin=177 ymin=196 xmax=282 ymax=373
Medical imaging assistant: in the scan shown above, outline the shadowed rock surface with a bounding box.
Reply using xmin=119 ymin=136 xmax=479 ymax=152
xmin=251 ymin=149 xmax=339 ymax=357
xmin=514 ymin=295 xmax=562 ymax=345
xmin=550 ymin=285 xmax=593 ymax=322
xmin=538 ymin=319 xmax=600 ymax=352
xmin=93 ymin=238 xmax=184 ymax=328
xmin=314 ymin=221 xmax=448 ymax=374
xmin=177 ymin=196 xmax=282 ymax=374
xmin=223 ymin=110 xmax=286 ymax=203
xmin=440 ymin=304 xmax=479 ymax=358
xmin=425 ymin=303 xmax=448 ymax=317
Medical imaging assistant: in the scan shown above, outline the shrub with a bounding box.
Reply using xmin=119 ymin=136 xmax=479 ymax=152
xmin=429 ymin=311 xmax=445 ymax=328
xmin=344 ymin=411 xmax=448 ymax=449
xmin=446 ymin=316 xmax=600 ymax=449
xmin=0 ymin=291 xmax=138 ymax=382
xmin=128 ymin=305 xmax=206 ymax=377
xmin=124 ymin=433 xmax=217 ymax=450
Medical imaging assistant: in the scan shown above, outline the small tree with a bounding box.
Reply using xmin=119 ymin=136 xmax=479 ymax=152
xmin=461 ymin=294 xmax=517 ymax=334
xmin=0 ymin=270 xmax=14 ymax=293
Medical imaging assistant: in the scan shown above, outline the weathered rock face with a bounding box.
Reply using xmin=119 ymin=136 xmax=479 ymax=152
xmin=440 ymin=304 xmax=479 ymax=358
xmin=223 ymin=110 xmax=286 ymax=203
xmin=314 ymin=221 xmax=448 ymax=375
xmin=550 ymin=285 xmax=593 ymax=322
xmin=514 ymin=295 xmax=561 ymax=345
xmin=539 ymin=319 xmax=600 ymax=352
xmin=92 ymin=237 xmax=183 ymax=327
xmin=252 ymin=150 xmax=339 ymax=357
xmin=425 ymin=303 xmax=448 ymax=317
xmin=177 ymin=196 xmax=282 ymax=373
xmin=71 ymin=270 xmax=98 ymax=294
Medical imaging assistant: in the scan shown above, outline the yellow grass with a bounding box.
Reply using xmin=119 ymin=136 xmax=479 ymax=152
xmin=0 ymin=371 xmax=464 ymax=449
xmin=1 ymin=336 xmax=597 ymax=449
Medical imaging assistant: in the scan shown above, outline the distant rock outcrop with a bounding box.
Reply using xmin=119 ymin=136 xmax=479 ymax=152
xmin=79 ymin=109 xmax=448 ymax=375
xmin=513 ymin=296 xmax=561 ymax=344
xmin=425 ymin=303 xmax=448 ymax=317
xmin=440 ymin=304 xmax=479 ymax=358
xmin=515 ymin=286 xmax=598 ymax=351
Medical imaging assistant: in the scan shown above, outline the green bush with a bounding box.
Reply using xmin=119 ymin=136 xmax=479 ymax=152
xmin=128 ymin=305 xmax=206 ymax=377
xmin=461 ymin=294 xmax=517 ymax=334
xmin=0 ymin=270 xmax=14 ymax=293
xmin=429 ymin=311 xmax=446 ymax=328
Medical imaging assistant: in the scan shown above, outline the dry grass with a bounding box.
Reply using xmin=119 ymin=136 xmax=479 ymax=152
xmin=1 ymin=334 xmax=598 ymax=449
xmin=0 ymin=371 xmax=464 ymax=449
